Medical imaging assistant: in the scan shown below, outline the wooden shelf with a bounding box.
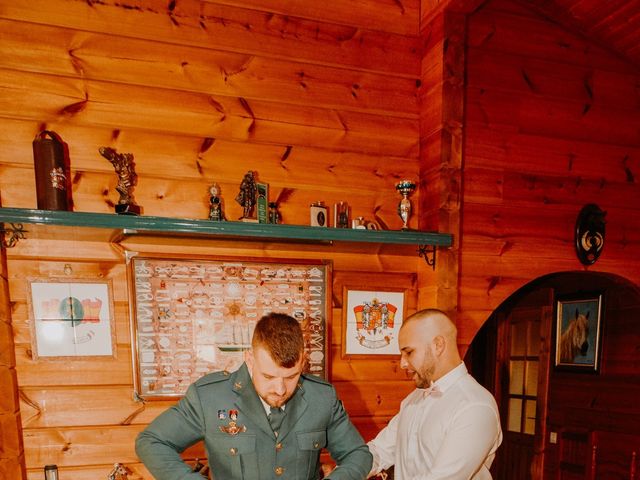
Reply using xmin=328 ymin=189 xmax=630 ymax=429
xmin=0 ymin=208 xmax=452 ymax=246
xmin=0 ymin=208 xmax=452 ymax=265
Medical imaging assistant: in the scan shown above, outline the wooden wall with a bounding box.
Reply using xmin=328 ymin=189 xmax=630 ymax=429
xmin=0 ymin=219 xmax=25 ymax=480
xmin=456 ymin=0 xmax=640 ymax=347
xmin=0 ymin=1 xmax=423 ymax=478
xmin=2 ymin=0 xmax=640 ymax=478
xmin=543 ymin=274 xmax=640 ymax=478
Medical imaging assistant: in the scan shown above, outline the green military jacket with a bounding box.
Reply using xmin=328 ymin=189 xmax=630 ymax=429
xmin=136 ymin=364 xmax=372 ymax=479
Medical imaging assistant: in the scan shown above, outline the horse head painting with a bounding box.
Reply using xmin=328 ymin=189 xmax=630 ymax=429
xmin=559 ymin=309 xmax=590 ymax=363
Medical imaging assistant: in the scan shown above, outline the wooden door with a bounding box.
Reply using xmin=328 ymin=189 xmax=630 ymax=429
xmin=493 ymin=304 xmax=552 ymax=480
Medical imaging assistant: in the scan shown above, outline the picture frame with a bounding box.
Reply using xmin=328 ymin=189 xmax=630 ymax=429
xmin=28 ymin=278 xmax=116 ymax=359
xmin=127 ymin=252 xmax=331 ymax=399
xmin=554 ymin=292 xmax=603 ymax=371
xmin=342 ymin=287 xmax=406 ymax=358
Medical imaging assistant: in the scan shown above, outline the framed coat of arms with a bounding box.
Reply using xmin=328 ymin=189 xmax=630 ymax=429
xmin=342 ymin=287 xmax=406 ymax=358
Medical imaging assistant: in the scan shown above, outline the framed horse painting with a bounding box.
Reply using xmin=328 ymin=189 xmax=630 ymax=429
xmin=554 ymin=292 xmax=603 ymax=371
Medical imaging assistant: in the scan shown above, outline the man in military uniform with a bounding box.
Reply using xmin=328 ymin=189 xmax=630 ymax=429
xmin=136 ymin=313 xmax=372 ymax=479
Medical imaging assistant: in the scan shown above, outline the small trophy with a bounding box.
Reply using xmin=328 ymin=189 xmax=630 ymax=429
xmin=99 ymin=147 xmax=141 ymax=215
xmin=268 ymin=202 xmax=281 ymax=224
xmin=395 ymin=180 xmax=416 ymax=230
xmin=208 ymin=183 xmax=225 ymax=221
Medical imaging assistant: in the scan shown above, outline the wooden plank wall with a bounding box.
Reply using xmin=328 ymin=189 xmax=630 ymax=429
xmin=457 ymin=0 xmax=640 ymax=347
xmin=543 ymin=275 xmax=640 ymax=478
xmin=0 ymin=1 xmax=424 ymax=478
xmin=0 ymin=218 xmax=26 ymax=480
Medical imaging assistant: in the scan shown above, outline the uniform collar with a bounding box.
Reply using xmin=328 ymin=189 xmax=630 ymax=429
xmin=231 ymin=363 xmax=303 ymax=440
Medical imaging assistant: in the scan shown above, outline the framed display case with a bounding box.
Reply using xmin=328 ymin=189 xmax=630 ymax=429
xmin=127 ymin=253 xmax=331 ymax=399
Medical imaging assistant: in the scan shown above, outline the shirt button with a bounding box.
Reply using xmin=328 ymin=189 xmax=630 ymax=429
xmin=229 ymin=448 xmax=237 ymax=456
xmin=275 ymin=442 xmax=283 ymax=451
xmin=274 ymin=466 xmax=285 ymax=475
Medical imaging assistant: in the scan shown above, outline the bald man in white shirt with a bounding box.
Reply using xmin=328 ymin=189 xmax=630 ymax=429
xmin=367 ymin=309 xmax=502 ymax=480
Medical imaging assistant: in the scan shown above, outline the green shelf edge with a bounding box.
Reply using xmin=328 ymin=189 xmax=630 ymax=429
xmin=0 ymin=208 xmax=453 ymax=247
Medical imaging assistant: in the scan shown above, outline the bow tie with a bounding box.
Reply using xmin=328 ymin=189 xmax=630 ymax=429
xmin=423 ymin=384 xmax=442 ymax=398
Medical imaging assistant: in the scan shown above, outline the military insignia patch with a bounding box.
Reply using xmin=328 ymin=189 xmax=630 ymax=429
xmin=220 ymin=420 xmax=247 ymax=436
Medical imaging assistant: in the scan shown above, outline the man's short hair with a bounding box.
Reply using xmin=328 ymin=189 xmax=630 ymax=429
xmin=252 ymin=313 xmax=304 ymax=368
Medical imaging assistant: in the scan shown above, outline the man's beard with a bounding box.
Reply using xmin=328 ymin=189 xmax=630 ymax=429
xmin=413 ymin=351 xmax=436 ymax=388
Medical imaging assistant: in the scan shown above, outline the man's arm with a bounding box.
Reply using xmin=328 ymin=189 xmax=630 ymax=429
xmin=135 ymin=383 xmax=208 ymax=480
xmin=366 ymin=411 xmax=400 ymax=477
xmin=323 ymin=391 xmax=373 ymax=480
xmin=413 ymin=403 xmax=501 ymax=480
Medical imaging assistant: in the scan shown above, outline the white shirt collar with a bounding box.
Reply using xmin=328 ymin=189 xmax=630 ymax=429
xmin=431 ymin=361 xmax=467 ymax=393
xmin=257 ymin=395 xmax=285 ymax=416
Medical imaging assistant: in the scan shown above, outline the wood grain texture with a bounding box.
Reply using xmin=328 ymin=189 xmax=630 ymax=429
xmin=2 ymin=0 xmax=639 ymax=477
xmin=457 ymin=0 xmax=640 ymax=345
xmin=0 ymin=20 xmax=419 ymax=115
xmin=0 ymin=0 xmax=420 ymax=74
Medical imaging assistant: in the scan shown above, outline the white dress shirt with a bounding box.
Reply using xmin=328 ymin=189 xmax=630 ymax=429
xmin=368 ymin=363 xmax=502 ymax=480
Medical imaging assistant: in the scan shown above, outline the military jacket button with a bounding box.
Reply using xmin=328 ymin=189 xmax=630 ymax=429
xmin=314 ymin=441 xmax=319 ymax=448
xmin=274 ymin=466 xmax=285 ymax=476
xmin=229 ymin=447 xmax=238 ymax=456
xmin=275 ymin=442 xmax=283 ymax=451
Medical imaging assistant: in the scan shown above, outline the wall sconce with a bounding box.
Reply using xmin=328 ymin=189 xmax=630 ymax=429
xmin=575 ymin=203 xmax=606 ymax=265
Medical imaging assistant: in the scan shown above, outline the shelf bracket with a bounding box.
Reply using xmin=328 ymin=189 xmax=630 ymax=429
xmin=0 ymin=223 xmax=27 ymax=248
xmin=417 ymin=244 xmax=436 ymax=269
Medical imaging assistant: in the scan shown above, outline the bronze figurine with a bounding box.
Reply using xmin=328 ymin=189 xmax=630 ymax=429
xmin=235 ymin=171 xmax=257 ymax=220
xmin=99 ymin=146 xmax=141 ymax=215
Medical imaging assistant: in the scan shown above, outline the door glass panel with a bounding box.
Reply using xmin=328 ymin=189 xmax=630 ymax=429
xmin=525 ymin=360 xmax=539 ymax=396
xmin=511 ymin=322 xmax=527 ymax=356
xmin=508 ymin=398 xmax=522 ymax=432
xmin=524 ymin=400 xmax=537 ymax=434
xmin=509 ymin=360 xmax=524 ymax=395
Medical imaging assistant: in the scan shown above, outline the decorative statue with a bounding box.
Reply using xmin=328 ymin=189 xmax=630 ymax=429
xmin=99 ymin=146 xmax=141 ymax=215
xmin=235 ymin=171 xmax=257 ymax=220
xmin=208 ymin=183 xmax=225 ymax=221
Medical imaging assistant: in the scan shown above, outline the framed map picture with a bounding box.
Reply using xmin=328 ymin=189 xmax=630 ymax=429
xmin=28 ymin=279 xmax=116 ymax=359
xmin=127 ymin=253 xmax=331 ymax=399
xmin=342 ymin=287 xmax=405 ymax=358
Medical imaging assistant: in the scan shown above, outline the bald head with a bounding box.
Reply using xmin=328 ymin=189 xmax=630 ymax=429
xmin=398 ymin=309 xmax=462 ymax=385
xmin=402 ymin=309 xmax=458 ymax=345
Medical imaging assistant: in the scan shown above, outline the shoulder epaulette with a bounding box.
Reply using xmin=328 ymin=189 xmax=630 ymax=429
xmin=301 ymin=373 xmax=332 ymax=387
xmin=195 ymin=370 xmax=231 ymax=387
